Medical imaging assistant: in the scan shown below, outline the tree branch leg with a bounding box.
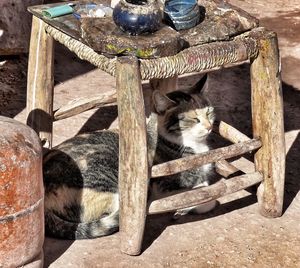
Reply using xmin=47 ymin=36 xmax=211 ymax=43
xmin=116 ymin=57 xmax=149 ymax=255
xmin=250 ymin=31 xmax=285 ymax=217
xmin=26 ymin=16 xmax=54 ymax=149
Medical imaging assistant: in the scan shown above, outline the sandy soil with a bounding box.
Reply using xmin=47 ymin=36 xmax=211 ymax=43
xmin=1 ymin=0 xmax=300 ymax=267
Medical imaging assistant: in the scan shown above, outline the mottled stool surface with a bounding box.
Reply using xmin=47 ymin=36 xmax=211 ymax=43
xmin=28 ymin=0 xmax=258 ymax=58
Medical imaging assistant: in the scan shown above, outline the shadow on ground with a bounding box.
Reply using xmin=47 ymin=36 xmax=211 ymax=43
xmin=0 ymin=44 xmax=95 ymax=118
xmin=282 ymin=82 xmax=300 ymax=212
xmin=44 ymin=239 xmax=74 ymax=267
xmin=142 ymin=194 xmax=257 ymax=252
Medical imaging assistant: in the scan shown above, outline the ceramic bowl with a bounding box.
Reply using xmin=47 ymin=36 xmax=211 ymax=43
xmin=113 ymin=0 xmax=162 ymax=35
xmin=164 ymin=0 xmax=203 ymax=30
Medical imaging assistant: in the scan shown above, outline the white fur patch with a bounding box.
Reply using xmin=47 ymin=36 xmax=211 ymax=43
xmin=173 ymin=200 xmax=217 ymax=219
xmin=45 ymin=186 xmax=118 ymax=222
xmin=181 ymin=129 xmax=210 ymax=153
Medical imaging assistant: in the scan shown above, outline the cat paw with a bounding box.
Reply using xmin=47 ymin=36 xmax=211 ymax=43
xmin=172 ymin=200 xmax=218 ymax=220
xmin=192 ymin=200 xmax=218 ymax=214
xmin=172 ymin=209 xmax=190 ymax=220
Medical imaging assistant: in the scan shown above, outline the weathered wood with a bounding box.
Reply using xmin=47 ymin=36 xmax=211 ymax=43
xmin=214 ymin=121 xmax=253 ymax=177
xmin=250 ymin=31 xmax=285 ymax=217
xmin=81 ymin=18 xmax=181 ymax=59
xmin=79 ymin=0 xmax=259 ymax=58
xmin=53 ymin=91 xmax=117 ymax=121
xmin=28 ymin=3 xmax=82 ymax=42
xmin=214 ymin=120 xmax=250 ymax=176
xmin=215 ymin=157 xmax=256 ymax=178
xmin=181 ymin=0 xmax=259 ymax=47
xmin=215 ymin=159 xmax=239 ymax=178
xmin=43 ymin=23 xmax=260 ymax=80
xmin=29 ymin=0 xmax=258 ymax=58
xmin=151 ymin=138 xmax=262 ymax=178
xmin=116 ymin=57 xmax=149 ymax=256
xmin=215 ymin=120 xmax=250 ymax=143
xmin=148 ymin=172 xmax=263 ymax=214
xmin=26 ymin=16 xmax=54 ymax=149
xmin=231 ymin=157 xmax=255 ymax=174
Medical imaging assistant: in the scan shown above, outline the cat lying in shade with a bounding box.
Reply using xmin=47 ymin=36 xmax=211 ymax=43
xmin=43 ymin=74 xmax=217 ymax=239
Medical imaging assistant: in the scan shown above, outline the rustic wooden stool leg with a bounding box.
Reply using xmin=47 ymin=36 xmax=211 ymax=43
xmin=116 ymin=57 xmax=149 ymax=255
xmin=27 ymin=16 xmax=54 ymax=149
xmin=250 ymin=31 xmax=286 ymax=217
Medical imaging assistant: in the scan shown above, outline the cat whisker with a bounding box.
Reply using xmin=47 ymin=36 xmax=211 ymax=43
xmin=178 ymin=145 xmax=187 ymax=156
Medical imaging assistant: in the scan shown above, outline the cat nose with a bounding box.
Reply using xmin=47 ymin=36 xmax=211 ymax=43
xmin=206 ymin=124 xmax=213 ymax=132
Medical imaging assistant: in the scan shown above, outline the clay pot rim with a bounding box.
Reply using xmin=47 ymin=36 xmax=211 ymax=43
xmin=120 ymin=0 xmax=158 ymax=8
xmin=116 ymin=0 xmax=161 ymax=16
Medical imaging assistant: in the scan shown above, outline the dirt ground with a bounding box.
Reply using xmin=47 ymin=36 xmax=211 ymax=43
xmin=1 ymin=0 xmax=300 ymax=267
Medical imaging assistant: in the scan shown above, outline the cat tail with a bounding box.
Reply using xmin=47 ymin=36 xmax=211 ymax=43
xmin=45 ymin=210 xmax=119 ymax=239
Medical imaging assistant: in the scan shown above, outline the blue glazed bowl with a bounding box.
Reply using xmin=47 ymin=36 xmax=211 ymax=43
xmin=113 ymin=0 xmax=162 ymax=35
xmin=165 ymin=0 xmax=196 ymax=15
xmin=164 ymin=0 xmax=204 ymax=30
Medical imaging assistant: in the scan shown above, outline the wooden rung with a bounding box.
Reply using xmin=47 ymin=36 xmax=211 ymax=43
xmin=54 ymin=90 xmax=117 ymax=120
xmin=151 ymin=138 xmax=262 ymax=178
xmin=214 ymin=121 xmax=250 ymax=143
xmin=148 ymin=172 xmax=263 ymax=215
xmin=214 ymin=121 xmax=252 ymax=177
xmin=216 ymin=157 xmax=256 ymax=178
xmin=231 ymin=157 xmax=255 ymax=174
xmin=215 ymin=159 xmax=240 ymax=178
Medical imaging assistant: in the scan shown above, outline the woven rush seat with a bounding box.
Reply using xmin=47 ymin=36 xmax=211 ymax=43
xmin=27 ymin=0 xmax=285 ymax=256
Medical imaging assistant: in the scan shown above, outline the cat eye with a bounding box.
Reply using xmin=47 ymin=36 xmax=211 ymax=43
xmin=169 ymin=125 xmax=179 ymax=130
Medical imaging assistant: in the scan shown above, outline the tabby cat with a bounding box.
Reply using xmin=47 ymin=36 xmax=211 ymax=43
xmin=43 ymin=74 xmax=217 ymax=239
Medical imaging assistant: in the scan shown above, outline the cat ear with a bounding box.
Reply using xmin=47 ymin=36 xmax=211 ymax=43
xmin=152 ymin=90 xmax=177 ymax=114
xmin=188 ymin=74 xmax=208 ymax=94
xmin=166 ymin=91 xmax=191 ymax=103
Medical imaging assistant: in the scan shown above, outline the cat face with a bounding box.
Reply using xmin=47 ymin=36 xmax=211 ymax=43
xmin=153 ymin=75 xmax=215 ymax=149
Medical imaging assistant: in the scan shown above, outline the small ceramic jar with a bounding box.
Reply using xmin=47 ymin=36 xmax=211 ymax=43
xmin=113 ymin=0 xmax=162 ymax=35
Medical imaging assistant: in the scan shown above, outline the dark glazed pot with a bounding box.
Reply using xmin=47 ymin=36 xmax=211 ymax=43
xmin=113 ymin=0 xmax=162 ymax=35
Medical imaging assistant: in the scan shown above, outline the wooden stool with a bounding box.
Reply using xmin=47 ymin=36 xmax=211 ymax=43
xmin=27 ymin=0 xmax=285 ymax=256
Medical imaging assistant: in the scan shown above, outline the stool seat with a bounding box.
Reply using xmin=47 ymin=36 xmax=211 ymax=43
xmin=26 ymin=0 xmax=285 ymax=256
xmin=28 ymin=0 xmax=258 ymax=58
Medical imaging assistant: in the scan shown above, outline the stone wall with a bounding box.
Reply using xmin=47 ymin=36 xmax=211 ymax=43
xmin=0 ymin=0 xmax=44 ymax=55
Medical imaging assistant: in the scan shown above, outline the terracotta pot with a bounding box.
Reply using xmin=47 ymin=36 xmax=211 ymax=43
xmin=0 ymin=116 xmax=44 ymax=267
